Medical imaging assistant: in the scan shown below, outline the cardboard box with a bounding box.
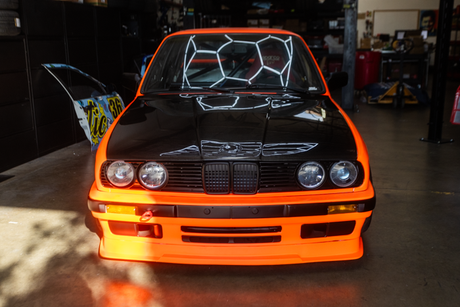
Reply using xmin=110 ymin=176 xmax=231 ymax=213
xmin=300 ymin=22 xmax=307 ymax=32
xmin=259 ymin=19 xmax=270 ymax=28
xmin=284 ymin=19 xmax=300 ymax=32
xmin=403 ymin=36 xmax=425 ymax=54
xmin=410 ymin=36 xmax=424 ymax=47
xmin=361 ymin=38 xmax=371 ymax=49
xmin=84 ymin=0 xmax=107 ymax=7
xmin=373 ymin=40 xmax=384 ymax=50
xmin=247 ymin=19 xmax=258 ymax=27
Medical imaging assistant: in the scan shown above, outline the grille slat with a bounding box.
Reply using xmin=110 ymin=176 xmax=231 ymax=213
xmin=259 ymin=162 xmax=301 ymax=192
xmin=168 ymin=181 xmax=202 ymax=185
xmin=181 ymin=226 xmax=281 ymax=234
xmin=182 ymin=235 xmax=281 ymax=244
xmin=163 ymin=163 xmax=204 ymax=192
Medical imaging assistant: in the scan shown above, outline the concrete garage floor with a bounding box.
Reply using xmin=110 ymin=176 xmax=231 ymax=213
xmin=1 ymin=81 xmax=460 ymax=307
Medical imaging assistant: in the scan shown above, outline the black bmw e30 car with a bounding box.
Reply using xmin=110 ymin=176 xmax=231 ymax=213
xmin=87 ymin=28 xmax=375 ymax=265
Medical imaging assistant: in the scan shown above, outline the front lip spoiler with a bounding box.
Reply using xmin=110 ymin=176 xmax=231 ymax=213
xmin=88 ymin=196 xmax=376 ymax=219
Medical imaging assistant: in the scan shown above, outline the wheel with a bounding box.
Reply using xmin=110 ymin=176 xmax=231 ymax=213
xmin=361 ymin=213 xmax=373 ymax=234
xmin=85 ymin=210 xmax=103 ymax=238
xmin=0 ymin=10 xmax=20 ymax=36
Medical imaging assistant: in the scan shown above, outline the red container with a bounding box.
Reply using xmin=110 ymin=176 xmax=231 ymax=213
xmin=354 ymin=51 xmax=381 ymax=90
xmin=451 ymin=85 xmax=460 ymax=125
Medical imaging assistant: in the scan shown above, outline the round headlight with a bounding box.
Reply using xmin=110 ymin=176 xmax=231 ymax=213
xmin=330 ymin=161 xmax=358 ymax=187
xmin=138 ymin=162 xmax=168 ymax=190
xmin=297 ymin=162 xmax=325 ymax=189
xmin=106 ymin=161 xmax=135 ymax=187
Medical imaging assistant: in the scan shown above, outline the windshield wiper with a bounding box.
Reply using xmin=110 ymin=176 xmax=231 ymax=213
xmin=167 ymin=83 xmax=234 ymax=93
xmin=246 ymin=83 xmax=310 ymax=94
xmin=168 ymin=83 xmax=189 ymax=91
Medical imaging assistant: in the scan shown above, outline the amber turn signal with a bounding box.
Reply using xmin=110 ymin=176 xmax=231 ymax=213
xmin=106 ymin=205 xmax=137 ymax=215
xmin=327 ymin=204 xmax=357 ymax=214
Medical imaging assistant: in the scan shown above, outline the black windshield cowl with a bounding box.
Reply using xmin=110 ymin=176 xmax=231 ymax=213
xmin=201 ymin=87 xmax=235 ymax=93
xmin=246 ymin=83 xmax=312 ymax=95
xmin=167 ymin=83 xmax=235 ymax=93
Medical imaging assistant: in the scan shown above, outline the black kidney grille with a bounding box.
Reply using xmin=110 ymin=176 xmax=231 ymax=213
xmin=203 ymin=163 xmax=230 ymax=194
xmin=233 ymin=163 xmax=258 ymax=194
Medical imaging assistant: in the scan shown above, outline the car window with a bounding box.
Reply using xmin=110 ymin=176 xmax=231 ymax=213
xmin=141 ymin=33 xmax=324 ymax=93
xmin=42 ymin=64 xmax=107 ymax=100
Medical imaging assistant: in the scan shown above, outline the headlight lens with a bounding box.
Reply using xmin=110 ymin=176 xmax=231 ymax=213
xmin=138 ymin=162 xmax=168 ymax=190
xmin=297 ymin=162 xmax=325 ymax=189
xmin=330 ymin=161 xmax=358 ymax=187
xmin=106 ymin=161 xmax=135 ymax=187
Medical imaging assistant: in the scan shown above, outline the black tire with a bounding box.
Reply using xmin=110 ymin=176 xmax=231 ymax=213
xmin=0 ymin=0 xmax=18 ymax=10
xmin=0 ymin=10 xmax=20 ymax=36
xmin=361 ymin=213 xmax=373 ymax=234
xmin=85 ymin=210 xmax=103 ymax=238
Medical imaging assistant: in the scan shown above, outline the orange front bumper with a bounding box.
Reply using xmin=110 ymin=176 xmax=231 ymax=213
xmin=89 ymin=182 xmax=374 ymax=265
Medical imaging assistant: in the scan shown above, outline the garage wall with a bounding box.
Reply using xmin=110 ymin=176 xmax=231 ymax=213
xmin=357 ymin=0 xmax=460 ymax=42
xmin=0 ymin=0 xmax=146 ymax=173
xmin=358 ymin=0 xmax=442 ymax=11
xmin=0 ymin=36 xmax=36 ymax=171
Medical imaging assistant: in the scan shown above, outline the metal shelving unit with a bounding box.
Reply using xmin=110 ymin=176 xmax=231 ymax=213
xmin=380 ymin=52 xmax=431 ymax=89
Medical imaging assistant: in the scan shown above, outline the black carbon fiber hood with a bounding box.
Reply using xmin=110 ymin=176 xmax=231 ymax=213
xmin=106 ymin=93 xmax=357 ymax=161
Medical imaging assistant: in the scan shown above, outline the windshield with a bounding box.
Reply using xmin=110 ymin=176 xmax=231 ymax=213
xmin=141 ymin=33 xmax=325 ymax=93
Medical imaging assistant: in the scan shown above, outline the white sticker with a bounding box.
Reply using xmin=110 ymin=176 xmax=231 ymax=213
xmin=15 ymin=18 xmax=21 ymax=28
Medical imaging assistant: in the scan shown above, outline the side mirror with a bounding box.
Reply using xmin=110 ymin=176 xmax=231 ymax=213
xmin=326 ymin=71 xmax=348 ymax=91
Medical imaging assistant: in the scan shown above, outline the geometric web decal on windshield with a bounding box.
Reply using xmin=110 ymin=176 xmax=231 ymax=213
xmin=182 ymin=34 xmax=293 ymax=89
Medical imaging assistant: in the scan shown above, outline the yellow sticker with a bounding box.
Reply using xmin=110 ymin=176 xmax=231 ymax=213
xmin=86 ymin=100 xmax=107 ymax=145
xmin=108 ymin=96 xmax=123 ymax=119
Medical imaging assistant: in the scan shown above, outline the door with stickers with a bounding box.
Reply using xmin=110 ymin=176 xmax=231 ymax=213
xmin=42 ymin=64 xmax=125 ymax=150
